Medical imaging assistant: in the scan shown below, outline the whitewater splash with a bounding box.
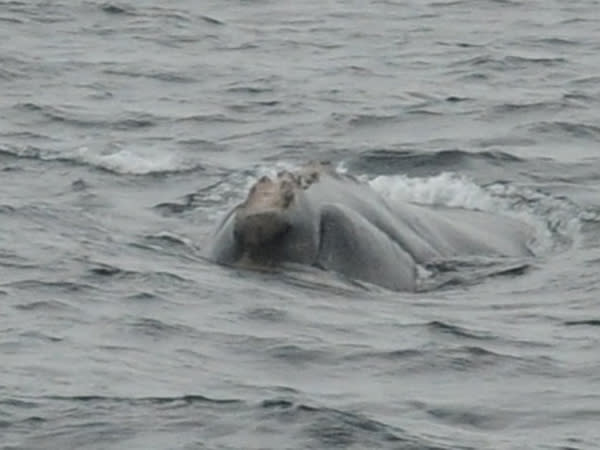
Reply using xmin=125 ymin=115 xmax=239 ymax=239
xmin=369 ymin=172 xmax=581 ymax=255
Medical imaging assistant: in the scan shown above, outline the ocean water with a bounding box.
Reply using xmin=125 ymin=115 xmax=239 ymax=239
xmin=1 ymin=1 xmax=600 ymax=449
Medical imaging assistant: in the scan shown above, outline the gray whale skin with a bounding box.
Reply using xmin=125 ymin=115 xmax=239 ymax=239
xmin=207 ymin=162 xmax=533 ymax=291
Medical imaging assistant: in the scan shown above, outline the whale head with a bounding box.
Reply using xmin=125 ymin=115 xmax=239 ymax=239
xmin=230 ymin=170 xmax=321 ymax=265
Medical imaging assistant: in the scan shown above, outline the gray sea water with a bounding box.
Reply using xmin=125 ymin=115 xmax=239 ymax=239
xmin=2 ymin=1 xmax=600 ymax=449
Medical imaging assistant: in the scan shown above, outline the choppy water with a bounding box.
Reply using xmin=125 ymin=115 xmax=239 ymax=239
xmin=2 ymin=1 xmax=600 ymax=449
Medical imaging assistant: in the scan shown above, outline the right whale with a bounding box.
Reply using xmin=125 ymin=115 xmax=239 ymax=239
xmin=207 ymin=162 xmax=534 ymax=291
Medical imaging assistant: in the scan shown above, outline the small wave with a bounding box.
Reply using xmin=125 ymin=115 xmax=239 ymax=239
xmin=266 ymin=344 xmax=328 ymax=365
xmin=426 ymin=320 xmax=496 ymax=340
xmin=3 ymin=279 xmax=97 ymax=293
xmin=176 ymin=113 xmax=245 ymax=124
xmin=258 ymin=400 xmax=446 ymax=449
xmin=125 ymin=291 xmax=165 ymax=302
xmin=42 ymin=394 xmax=241 ymax=406
xmin=15 ymin=102 xmax=160 ymax=130
xmin=335 ymin=113 xmax=399 ymax=128
xmin=200 ymin=15 xmax=224 ymax=25
xmin=424 ymin=404 xmax=511 ymax=430
xmin=102 ymin=68 xmax=196 ymax=84
xmin=421 ymin=257 xmax=532 ymax=290
xmin=563 ymin=319 xmax=600 ymax=327
xmin=142 ymin=232 xmax=192 ymax=248
xmin=87 ymin=263 xmax=192 ymax=287
xmin=526 ymin=121 xmax=600 ymax=140
xmin=355 ymin=149 xmax=522 ymax=174
xmin=0 ymin=16 xmax=23 ymax=26
xmin=453 ymin=54 xmax=567 ymax=70
xmin=491 ymin=100 xmax=566 ymax=114
xmin=14 ymin=299 xmax=74 ymax=312
xmin=127 ymin=317 xmax=196 ymax=338
xmin=18 ymin=330 xmax=63 ymax=343
xmin=72 ymin=147 xmax=205 ymax=176
xmin=244 ymin=306 xmax=288 ymax=322
xmin=100 ymin=3 xmax=136 ymax=15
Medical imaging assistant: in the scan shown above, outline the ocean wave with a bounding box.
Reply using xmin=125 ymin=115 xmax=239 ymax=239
xmin=15 ymin=102 xmax=159 ymax=130
xmin=102 ymin=68 xmax=197 ymax=83
xmin=525 ymin=121 xmax=600 ymax=140
xmin=0 ymin=144 xmax=206 ymax=176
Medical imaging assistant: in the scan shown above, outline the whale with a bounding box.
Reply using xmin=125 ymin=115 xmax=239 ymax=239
xmin=207 ymin=162 xmax=533 ymax=291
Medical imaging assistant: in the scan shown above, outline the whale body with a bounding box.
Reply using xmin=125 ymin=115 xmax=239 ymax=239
xmin=207 ymin=163 xmax=533 ymax=291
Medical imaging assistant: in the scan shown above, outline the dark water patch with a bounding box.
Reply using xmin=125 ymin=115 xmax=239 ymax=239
xmin=261 ymin=398 xmax=294 ymax=409
xmin=102 ymin=68 xmax=196 ymax=83
xmin=143 ymin=6 xmax=193 ymax=23
xmin=226 ymin=83 xmax=276 ymax=95
xmin=424 ymin=404 xmax=513 ymax=430
xmin=367 ymin=344 xmax=557 ymax=376
xmin=430 ymin=0 xmax=468 ymax=7
xmin=124 ymin=291 xmax=164 ymax=302
xmin=570 ymin=75 xmax=600 ymax=87
xmin=100 ymin=3 xmax=136 ymax=15
xmin=422 ymin=259 xmax=533 ymax=291
xmin=128 ymin=240 xmax=199 ymax=263
xmin=0 ymin=131 xmax=54 ymax=142
xmin=342 ymin=348 xmax=423 ymax=362
xmin=88 ymin=263 xmax=124 ymax=278
xmin=71 ymin=178 xmax=88 ymax=191
xmin=336 ymin=113 xmax=399 ymax=128
xmin=426 ymin=321 xmax=496 ymax=340
xmin=0 ymin=398 xmax=39 ymax=409
xmin=200 ymin=15 xmax=224 ymax=25
xmin=351 ymin=148 xmax=523 ymax=175
xmin=266 ymin=344 xmax=328 ymax=365
xmin=526 ymin=121 xmax=600 ymax=140
xmin=3 ymin=279 xmax=98 ymax=294
xmin=87 ymin=263 xmax=193 ymax=287
xmin=43 ymin=394 xmax=242 ymax=407
xmin=153 ymin=200 xmax=195 ymax=216
xmin=244 ymin=306 xmax=288 ymax=322
xmin=473 ymin=136 xmax=537 ymax=149
xmin=437 ymin=40 xmax=485 ymax=48
xmin=141 ymin=232 xmax=191 ymax=249
xmin=445 ymin=95 xmax=470 ymax=102
xmin=0 ymin=15 xmax=23 ymax=24
xmin=176 ymin=113 xmax=246 ymax=124
xmin=19 ymin=331 xmax=63 ymax=343
xmin=127 ymin=317 xmax=197 ymax=339
xmin=564 ymin=319 xmax=600 ymax=327
xmin=492 ymin=100 xmax=568 ymax=114
xmin=258 ymin=400 xmax=448 ymax=450
xmin=529 ymin=37 xmax=579 ymax=47
xmin=14 ymin=299 xmax=74 ymax=313
xmin=406 ymin=108 xmax=443 ymax=116
xmin=14 ymin=102 xmax=159 ymax=130
xmin=226 ymin=100 xmax=281 ymax=113
xmin=0 ymin=204 xmax=16 ymax=214
xmin=440 ymin=346 xmax=519 ymax=372
xmin=451 ymin=54 xmax=567 ymax=71
xmin=505 ymin=55 xmax=568 ymax=67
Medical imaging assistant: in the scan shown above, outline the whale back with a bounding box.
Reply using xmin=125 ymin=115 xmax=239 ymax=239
xmin=207 ymin=162 xmax=534 ymax=291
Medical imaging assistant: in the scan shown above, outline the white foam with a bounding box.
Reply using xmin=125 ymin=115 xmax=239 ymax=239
xmin=75 ymin=146 xmax=188 ymax=175
xmin=370 ymin=172 xmax=498 ymax=210
xmin=368 ymin=172 xmax=582 ymax=254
